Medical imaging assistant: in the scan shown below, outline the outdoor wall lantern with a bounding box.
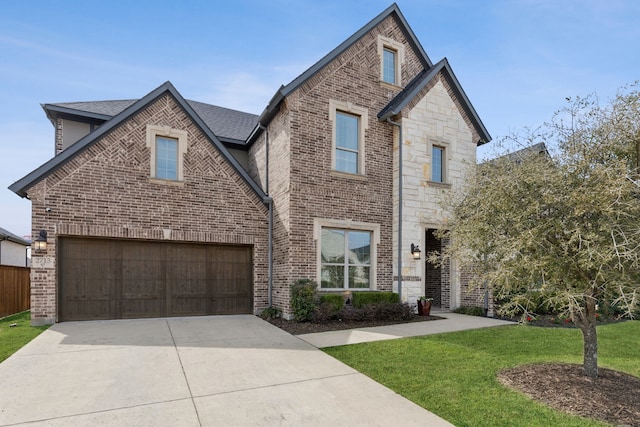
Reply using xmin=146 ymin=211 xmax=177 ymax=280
xmin=410 ymin=243 xmax=421 ymax=260
xmin=34 ymin=230 xmax=48 ymax=253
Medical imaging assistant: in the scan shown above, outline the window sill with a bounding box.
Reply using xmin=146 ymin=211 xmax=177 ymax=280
xmin=330 ymin=170 xmax=368 ymax=182
xmin=149 ymin=178 xmax=185 ymax=187
xmin=425 ymin=180 xmax=451 ymax=189
xmin=379 ymin=80 xmax=403 ymax=91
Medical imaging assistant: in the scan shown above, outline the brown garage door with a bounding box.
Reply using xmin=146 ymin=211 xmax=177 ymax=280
xmin=58 ymin=238 xmax=253 ymax=321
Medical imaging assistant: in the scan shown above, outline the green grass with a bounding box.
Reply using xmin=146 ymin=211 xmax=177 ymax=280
xmin=324 ymin=321 xmax=640 ymax=427
xmin=0 ymin=311 xmax=49 ymax=363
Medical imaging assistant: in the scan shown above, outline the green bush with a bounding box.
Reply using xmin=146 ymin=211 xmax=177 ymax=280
xmin=320 ymin=293 xmax=344 ymax=312
xmin=259 ymin=306 xmax=282 ymax=320
xmin=352 ymin=291 xmax=399 ymax=308
xmin=290 ymin=279 xmax=318 ymax=322
xmin=337 ymin=302 xmax=413 ymax=322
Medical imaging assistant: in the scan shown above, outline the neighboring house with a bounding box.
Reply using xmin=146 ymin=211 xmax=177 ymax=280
xmin=9 ymin=4 xmax=490 ymax=325
xmin=0 ymin=227 xmax=30 ymax=267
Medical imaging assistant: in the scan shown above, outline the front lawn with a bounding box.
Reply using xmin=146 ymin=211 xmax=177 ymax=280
xmin=324 ymin=321 xmax=640 ymax=427
xmin=0 ymin=311 xmax=49 ymax=363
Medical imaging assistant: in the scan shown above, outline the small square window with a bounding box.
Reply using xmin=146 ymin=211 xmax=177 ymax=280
xmin=432 ymin=146 xmax=445 ymax=182
xmin=383 ymin=48 xmax=396 ymax=84
xmin=156 ymin=137 xmax=178 ymax=180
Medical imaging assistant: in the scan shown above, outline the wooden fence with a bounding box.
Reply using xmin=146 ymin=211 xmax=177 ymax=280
xmin=0 ymin=265 xmax=30 ymax=318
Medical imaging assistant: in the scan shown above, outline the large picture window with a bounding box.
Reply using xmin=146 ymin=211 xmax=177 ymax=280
xmin=321 ymin=228 xmax=371 ymax=289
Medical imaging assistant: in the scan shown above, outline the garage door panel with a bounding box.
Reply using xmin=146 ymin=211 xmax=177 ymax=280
xmin=59 ymin=239 xmax=118 ymax=321
xmin=59 ymin=238 xmax=253 ymax=321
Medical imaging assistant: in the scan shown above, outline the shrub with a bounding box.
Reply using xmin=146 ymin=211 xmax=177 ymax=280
xmin=336 ymin=302 xmax=413 ymax=322
xmin=312 ymin=302 xmax=338 ymax=323
xmin=259 ymin=306 xmax=282 ymax=320
xmin=290 ymin=279 xmax=318 ymax=322
xmin=352 ymin=291 xmax=399 ymax=308
xmin=374 ymin=302 xmax=414 ymax=321
xmin=319 ymin=293 xmax=344 ymax=312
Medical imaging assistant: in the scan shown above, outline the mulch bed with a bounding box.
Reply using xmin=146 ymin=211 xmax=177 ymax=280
xmin=499 ymin=363 xmax=640 ymax=427
xmin=266 ymin=314 xmax=443 ymax=335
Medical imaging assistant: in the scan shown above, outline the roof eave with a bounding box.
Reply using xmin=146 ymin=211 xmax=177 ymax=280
xmin=253 ymin=3 xmax=432 ymax=135
xmin=378 ymin=58 xmax=492 ymax=144
xmin=10 ymin=82 xmax=270 ymax=203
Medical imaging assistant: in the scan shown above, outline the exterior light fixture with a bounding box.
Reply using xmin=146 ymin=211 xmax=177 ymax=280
xmin=410 ymin=243 xmax=421 ymax=260
xmin=34 ymin=230 xmax=48 ymax=253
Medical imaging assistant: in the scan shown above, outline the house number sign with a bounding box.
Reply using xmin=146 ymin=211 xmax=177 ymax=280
xmin=32 ymin=257 xmax=55 ymax=269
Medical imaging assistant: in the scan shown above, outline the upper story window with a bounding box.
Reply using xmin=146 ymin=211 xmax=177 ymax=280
xmin=329 ymin=100 xmax=368 ymax=176
xmin=382 ymin=48 xmax=397 ymax=84
xmin=432 ymin=145 xmax=445 ymax=183
xmin=146 ymin=125 xmax=188 ymax=183
xmin=377 ymin=35 xmax=404 ymax=86
xmin=335 ymin=112 xmax=359 ymax=174
xmin=156 ymin=136 xmax=178 ymax=180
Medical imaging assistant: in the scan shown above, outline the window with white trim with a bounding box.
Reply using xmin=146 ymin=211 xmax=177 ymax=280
xmin=156 ymin=136 xmax=178 ymax=180
xmin=314 ymin=218 xmax=380 ymax=291
xmin=377 ymin=35 xmax=404 ymax=86
xmin=321 ymin=228 xmax=371 ymax=289
xmin=335 ymin=112 xmax=359 ymax=174
xmin=146 ymin=125 xmax=188 ymax=182
xmin=382 ymin=47 xmax=397 ymax=84
xmin=329 ymin=100 xmax=368 ymax=176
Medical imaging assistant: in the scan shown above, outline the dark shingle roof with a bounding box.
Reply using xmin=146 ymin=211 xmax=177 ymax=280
xmin=46 ymin=99 xmax=259 ymax=144
xmin=11 ymin=82 xmax=269 ymax=202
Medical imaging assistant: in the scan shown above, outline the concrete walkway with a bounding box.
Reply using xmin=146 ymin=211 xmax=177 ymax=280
xmin=298 ymin=311 xmax=514 ymax=348
xmin=0 ymin=315 xmax=458 ymax=427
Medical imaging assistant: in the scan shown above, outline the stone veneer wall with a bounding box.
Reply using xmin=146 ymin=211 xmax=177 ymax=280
xmin=29 ymin=93 xmax=269 ymax=325
xmin=397 ymin=76 xmax=477 ymax=308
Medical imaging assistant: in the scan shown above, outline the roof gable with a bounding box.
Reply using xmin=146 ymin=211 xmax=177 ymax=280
xmin=378 ymin=58 xmax=492 ymax=144
xmin=254 ymin=3 xmax=432 ymax=132
xmin=10 ymin=82 xmax=268 ymax=202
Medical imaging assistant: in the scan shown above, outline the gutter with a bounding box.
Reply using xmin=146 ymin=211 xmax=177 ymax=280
xmin=385 ymin=118 xmax=404 ymax=302
xmin=258 ymin=124 xmax=274 ymax=308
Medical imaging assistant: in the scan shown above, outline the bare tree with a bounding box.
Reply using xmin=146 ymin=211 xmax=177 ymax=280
xmin=439 ymin=85 xmax=640 ymax=378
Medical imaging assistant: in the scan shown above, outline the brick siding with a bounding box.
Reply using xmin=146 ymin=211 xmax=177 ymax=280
xmin=29 ymin=93 xmax=269 ymax=324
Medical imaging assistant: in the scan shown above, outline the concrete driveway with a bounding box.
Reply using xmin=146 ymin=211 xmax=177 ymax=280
xmin=0 ymin=315 xmax=452 ymax=426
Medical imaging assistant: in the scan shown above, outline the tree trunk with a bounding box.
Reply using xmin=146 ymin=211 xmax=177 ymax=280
xmin=580 ymin=297 xmax=598 ymax=378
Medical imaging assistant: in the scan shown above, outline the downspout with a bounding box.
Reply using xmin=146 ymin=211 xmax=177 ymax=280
xmin=258 ymin=124 xmax=273 ymax=307
xmin=386 ymin=118 xmax=403 ymax=302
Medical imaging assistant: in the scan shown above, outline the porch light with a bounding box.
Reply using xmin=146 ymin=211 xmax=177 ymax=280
xmin=410 ymin=243 xmax=421 ymax=260
xmin=34 ymin=230 xmax=47 ymax=253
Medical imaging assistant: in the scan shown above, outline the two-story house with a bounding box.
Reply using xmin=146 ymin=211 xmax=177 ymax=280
xmin=10 ymin=3 xmax=490 ymax=325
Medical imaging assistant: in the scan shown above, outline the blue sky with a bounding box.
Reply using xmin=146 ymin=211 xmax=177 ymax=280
xmin=1 ymin=0 xmax=639 ymax=237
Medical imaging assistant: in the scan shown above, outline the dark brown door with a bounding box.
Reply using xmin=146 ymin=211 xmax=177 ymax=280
xmin=58 ymin=238 xmax=253 ymax=321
